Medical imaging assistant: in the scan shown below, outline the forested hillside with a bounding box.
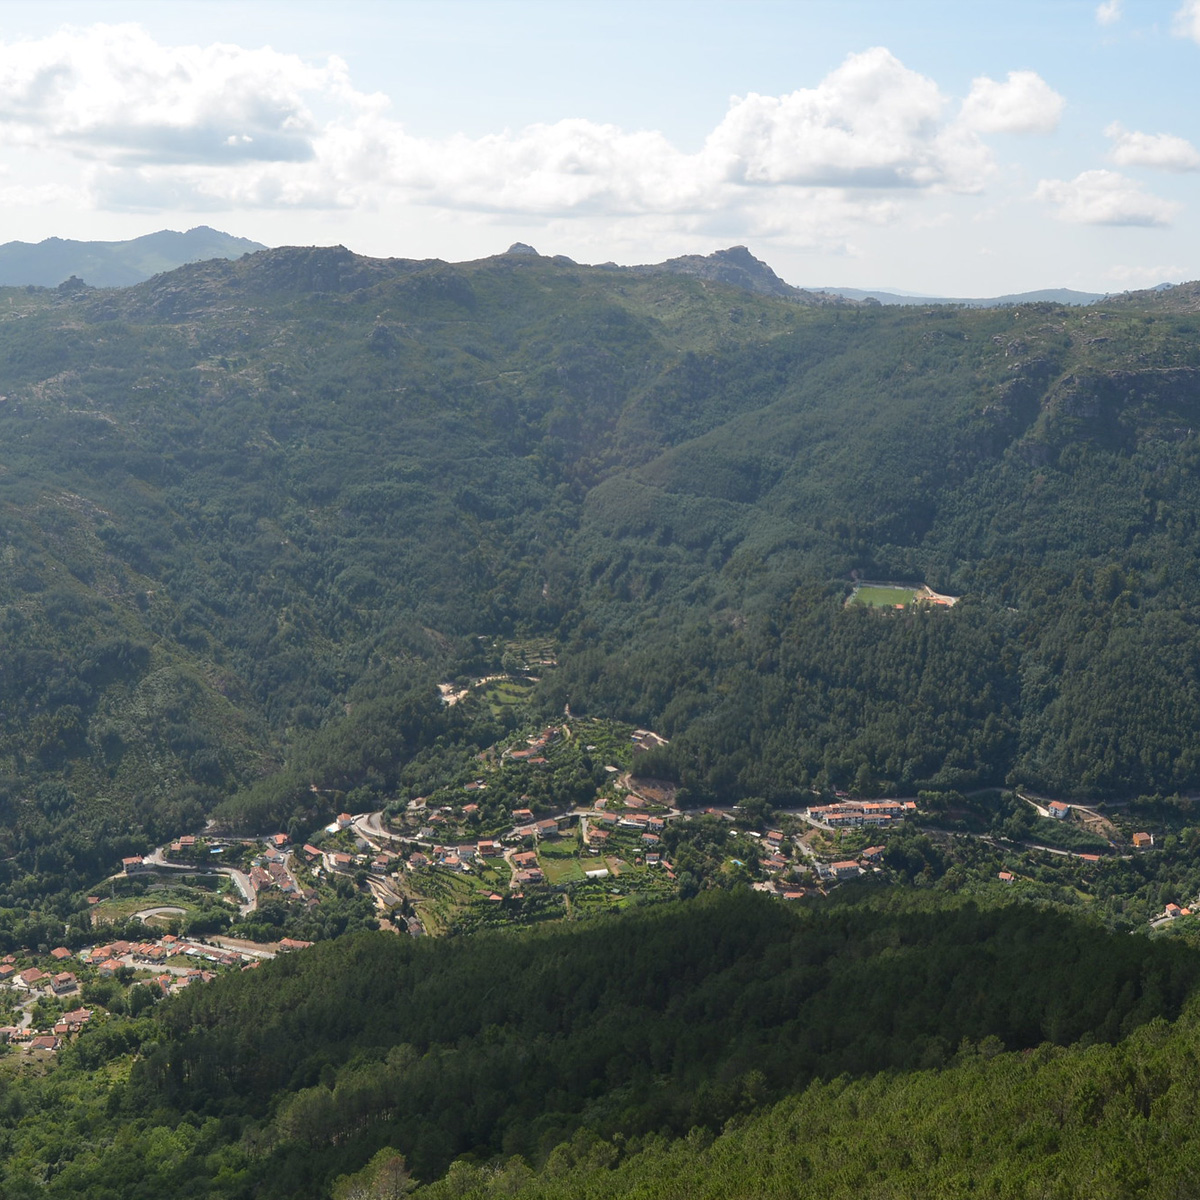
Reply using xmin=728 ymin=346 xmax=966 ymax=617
xmin=4 ymin=245 xmax=1200 ymax=905
xmin=2 ymin=891 xmax=1199 ymax=1197
xmin=6 ymin=250 xmax=1200 ymax=1197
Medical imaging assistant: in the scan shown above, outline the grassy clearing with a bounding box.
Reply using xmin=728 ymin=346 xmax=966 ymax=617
xmin=88 ymin=886 xmax=213 ymax=924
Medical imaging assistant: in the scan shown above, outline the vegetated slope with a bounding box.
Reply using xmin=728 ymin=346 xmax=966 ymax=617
xmin=8 ymin=890 xmax=1198 ymax=1197
xmin=415 ymin=1003 xmax=1200 ymax=1200
xmin=3 ymin=246 xmax=1200 ymax=897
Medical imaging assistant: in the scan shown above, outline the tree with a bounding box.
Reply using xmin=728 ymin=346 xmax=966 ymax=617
xmin=331 ymin=1149 xmax=415 ymax=1199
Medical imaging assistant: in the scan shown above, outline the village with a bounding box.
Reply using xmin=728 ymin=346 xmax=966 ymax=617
xmin=9 ymin=716 xmax=1193 ymax=1059
xmin=0 ymin=911 xmax=313 ymax=1056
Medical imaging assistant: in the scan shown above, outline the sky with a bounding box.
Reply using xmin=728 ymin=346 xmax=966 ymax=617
xmin=0 ymin=0 xmax=1197 ymax=295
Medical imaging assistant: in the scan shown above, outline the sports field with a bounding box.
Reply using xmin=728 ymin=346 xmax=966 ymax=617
xmin=848 ymin=584 xmax=921 ymax=608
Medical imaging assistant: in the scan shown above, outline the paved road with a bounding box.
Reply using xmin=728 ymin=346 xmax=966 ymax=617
xmin=227 ymin=869 xmax=256 ymax=914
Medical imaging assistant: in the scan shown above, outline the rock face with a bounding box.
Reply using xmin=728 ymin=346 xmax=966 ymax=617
xmin=626 ymin=245 xmax=853 ymax=305
xmin=634 ymin=245 xmax=797 ymax=297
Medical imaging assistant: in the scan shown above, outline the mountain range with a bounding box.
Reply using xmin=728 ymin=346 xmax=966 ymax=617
xmin=815 ymin=283 xmax=1112 ymax=306
xmin=1 ymin=238 xmax=1199 ymax=856
xmin=0 ymin=225 xmax=1128 ymax=309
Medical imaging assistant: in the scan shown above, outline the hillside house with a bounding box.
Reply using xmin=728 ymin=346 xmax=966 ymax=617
xmin=1133 ymin=832 xmax=1154 ymax=848
xmin=1048 ymin=801 xmax=1070 ymax=820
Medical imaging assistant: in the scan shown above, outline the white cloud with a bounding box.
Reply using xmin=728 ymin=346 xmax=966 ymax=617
xmin=1105 ymin=122 xmax=1200 ymax=171
xmin=1096 ymin=1 xmax=1122 ymax=25
xmin=53 ymin=37 xmax=1000 ymax=230
xmin=959 ymin=71 xmax=1065 ymax=134
xmin=1035 ymin=169 xmax=1181 ymax=226
xmin=703 ymin=47 xmax=987 ymax=190
xmin=0 ymin=23 xmax=381 ymax=165
xmin=1173 ymin=0 xmax=1200 ymax=42
xmin=0 ymin=24 xmax=1092 ymax=266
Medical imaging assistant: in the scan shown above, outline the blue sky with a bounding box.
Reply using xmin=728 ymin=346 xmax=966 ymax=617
xmin=0 ymin=0 xmax=1196 ymax=294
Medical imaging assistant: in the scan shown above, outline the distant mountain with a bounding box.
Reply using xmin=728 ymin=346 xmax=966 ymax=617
xmin=0 ymin=226 xmax=267 ymax=288
xmin=816 ymin=285 xmax=1109 ymax=307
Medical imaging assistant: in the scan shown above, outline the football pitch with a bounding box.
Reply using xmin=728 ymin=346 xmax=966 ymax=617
xmin=847 ymin=584 xmax=922 ymax=608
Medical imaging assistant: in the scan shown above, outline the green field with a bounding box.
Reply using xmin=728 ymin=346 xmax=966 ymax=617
xmin=538 ymin=841 xmax=586 ymax=885
xmin=848 ymin=585 xmax=921 ymax=608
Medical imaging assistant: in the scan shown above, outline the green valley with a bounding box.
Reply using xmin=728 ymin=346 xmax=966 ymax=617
xmin=5 ymin=244 xmax=1200 ymax=1194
